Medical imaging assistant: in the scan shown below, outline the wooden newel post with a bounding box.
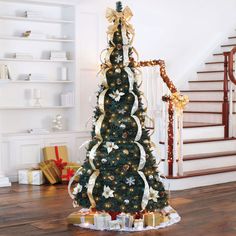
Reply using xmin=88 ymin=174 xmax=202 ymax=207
xmin=222 ymin=52 xmax=229 ymax=138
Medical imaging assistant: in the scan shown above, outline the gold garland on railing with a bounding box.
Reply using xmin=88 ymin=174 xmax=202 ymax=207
xmin=136 ymin=59 xmax=189 ymax=176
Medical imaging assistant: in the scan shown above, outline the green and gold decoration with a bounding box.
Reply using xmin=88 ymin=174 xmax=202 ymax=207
xmin=68 ymin=1 xmax=180 ymax=231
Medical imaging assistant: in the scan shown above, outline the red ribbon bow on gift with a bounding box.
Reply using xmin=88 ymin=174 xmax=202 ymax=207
xmin=53 ymin=146 xmax=67 ymax=171
xmin=61 ymin=168 xmax=75 ymax=181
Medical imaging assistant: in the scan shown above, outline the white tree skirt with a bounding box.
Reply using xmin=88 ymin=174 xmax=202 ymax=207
xmin=74 ymin=206 xmax=181 ymax=232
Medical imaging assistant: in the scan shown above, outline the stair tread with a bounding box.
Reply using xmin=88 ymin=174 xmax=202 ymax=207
xmin=205 ymin=61 xmax=224 ymax=64
xmin=184 ymin=137 xmax=236 ymax=144
xmin=184 ymin=150 xmax=236 ymax=161
xmin=181 ymin=89 xmax=225 ymax=92
xmin=183 ymin=122 xmax=223 ymax=128
xmin=166 ymin=165 xmax=236 ymax=179
xmin=189 ymin=100 xmax=236 ymax=103
xmin=213 ymin=52 xmax=228 ymax=56
xmin=188 ymin=79 xmax=225 ymax=83
xmin=221 ymin=43 xmax=236 ymax=47
xmin=197 ymin=70 xmax=224 ymax=73
xmin=184 ymin=111 xmax=222 ymax=114
xmin=184 ymin=110 xmax=236 ymax=114
xmin=159 ymin=137 xmax=236 ymax=145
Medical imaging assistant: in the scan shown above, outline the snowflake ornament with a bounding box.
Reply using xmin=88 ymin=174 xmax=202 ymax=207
xmin=125 ymin=176 xmax=135 ymax=186
xmin=73 ymin=183 xmax=83 ymax=195
xmin=102 ymin=185 xmax=115 ymax=199
xmin=109 ymin=90 xmax=125 ymax=102
xmin=149 ymin=187 xmax=159 ymax=202
xmin=115 ymin=55 xmax=123 ymax=63
xmin=104 ymin=142 xmax=119 ymax=154
xmin=118 ymin=108 xmax=126 ymax=114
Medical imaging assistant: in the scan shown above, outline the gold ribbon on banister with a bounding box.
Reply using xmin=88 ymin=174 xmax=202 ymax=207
xmin=106 ymin=6 xmax=135 ymax=38
xmin=171 ymin=92 xmax=189 ymax=111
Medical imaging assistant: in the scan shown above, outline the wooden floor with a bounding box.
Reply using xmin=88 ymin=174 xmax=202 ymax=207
xmin=0 ymin=182 xmax=236 ymax=236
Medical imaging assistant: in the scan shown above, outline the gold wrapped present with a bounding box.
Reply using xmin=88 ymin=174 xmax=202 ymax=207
xmin=67 ymin=211 xmax=95 ymax=225
xmin=144 ymin=212 xmax=162 ymax=227
xmin=39 ymin=160 xmax=61 ymax=184
xmin=43 ymin=145 xmax=68 ymax=162
xmin=61 ymin=163 xmax=81 ymax=182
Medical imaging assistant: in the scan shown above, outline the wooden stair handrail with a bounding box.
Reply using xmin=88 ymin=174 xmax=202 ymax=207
xmin=136 ymin=59 xmax=178 ymax=94
xmin=229 ymin=47 xmax=236 ymax=85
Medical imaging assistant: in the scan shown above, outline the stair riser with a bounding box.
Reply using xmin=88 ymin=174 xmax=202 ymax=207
xmin=182 ymin=91 xmax=225 ymax=101
xmin=185 ymin=102 xmax=236 ymax=112
xmin=184 ymin=140 xmax=236 ymax=155
xmin=183 ymin=113 xmax=222 ymax=123
xmin=203 ymin=64 xmax=224 ymax=71
xmin=189 ymin=81 xmax=224 ymax=90
xmin=209 ymin=54 xmax=224 ymax=62
xmin=197 ymin=72 xmax=224 ymax=80
xmin=183 ymin=126 xmax=224 ymax=140
xmin=165 ymin=171 xmax=236 ymax=190
xmin=183 ymin=155 xmax=236 ymax=172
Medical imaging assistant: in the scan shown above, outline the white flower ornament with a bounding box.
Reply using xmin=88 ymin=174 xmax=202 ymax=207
xmin=102 ymin=185 xmax=115 ymax=199
xmin=149 ymin=187 xmax=159 ymax=202
xmin=109 ymin=90 xmax=125 ymax=102
xmin=104 ymin=142 xmax=119 ymax=154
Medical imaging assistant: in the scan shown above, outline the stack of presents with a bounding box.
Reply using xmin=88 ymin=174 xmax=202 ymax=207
xmin=67 ymin=206 xmax=179 ymax=231
xmin=18 ymin=145 xmax=81 ymax=185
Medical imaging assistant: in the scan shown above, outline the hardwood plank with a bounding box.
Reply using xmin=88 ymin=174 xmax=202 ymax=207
xmin=0 ymin=183 xmax=235 ymax=236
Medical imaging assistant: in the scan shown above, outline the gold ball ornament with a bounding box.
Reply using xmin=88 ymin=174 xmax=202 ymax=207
xmin=115 ymin=68 xmax=121 ymax=73
xmin=123 ymin=149 xmax=129 ymax=155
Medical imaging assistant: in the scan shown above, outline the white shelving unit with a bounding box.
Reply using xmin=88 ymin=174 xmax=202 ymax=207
xmin=0 ymin=35 xmax=74 ymax=42
xmin=0 ymin=0 xmax=78 ymax=134
xmin=0 ymin=15 xmax=74 ymax=24
xmin=0 ymin=58 xmax=74 ymax=62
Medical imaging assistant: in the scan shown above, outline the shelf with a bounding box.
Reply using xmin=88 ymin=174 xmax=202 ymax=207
xmin=9 ymin=80 xmax=73 ymax=84
xmin=0 ymin=106 xmax=74 ymax=110
xmin=0 ymin=35 xmax=74 ymax=43
xmin=0 ymin=15 xmax=74 ymax=24
xmin=0 ymin=58 xmax=74 ymax=63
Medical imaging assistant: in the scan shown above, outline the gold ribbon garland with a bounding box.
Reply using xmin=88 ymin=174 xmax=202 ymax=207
xmin=87 ymin=170 xmax=100 ymax=208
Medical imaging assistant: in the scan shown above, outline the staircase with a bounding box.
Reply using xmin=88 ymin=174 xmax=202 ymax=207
xmin=161 ymin=33 xmax=236 ymax=190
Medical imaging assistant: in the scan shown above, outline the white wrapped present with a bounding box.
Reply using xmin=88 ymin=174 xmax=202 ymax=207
xmin=133 ymin=219 xmax=144 ymax=230
xmin=94 ymin=213 xmax=112 ymax=230
xmin=18 ymin=169 xmax=44 ymax=185
xmin=108 ymin=220 xmax=121 ymax=230
xmin=116 ymin=213 xmax=134 ymax=228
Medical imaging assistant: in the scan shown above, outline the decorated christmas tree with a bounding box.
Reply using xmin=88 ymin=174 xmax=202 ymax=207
xmin=68 ymin=2 xmax=180 ymax=231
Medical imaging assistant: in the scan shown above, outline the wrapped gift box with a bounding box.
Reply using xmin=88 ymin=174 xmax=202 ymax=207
xmin=108 ymin=220 xmax=121 ymax=230
xmin=43 ymin=145 xmax=68 ymax=162
xmin=144 ymin=212 xmax=162 ymax=227
xmin=61 ymin=163 xmax=81 ymax=181
xmin=94 ymin=213 xmax=112 ymax=230
xmin=39 ymin=160 xmax=61 ymax=184
xmin=133 ymin=219 xmax=144 ymax=230
xmin=67 ymin=211 xmax=95 ymax=225
xmin=116 ymin=213 xmax=134 ymax=228
xmin=18 ymin=169 xmax=44 ymax=185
